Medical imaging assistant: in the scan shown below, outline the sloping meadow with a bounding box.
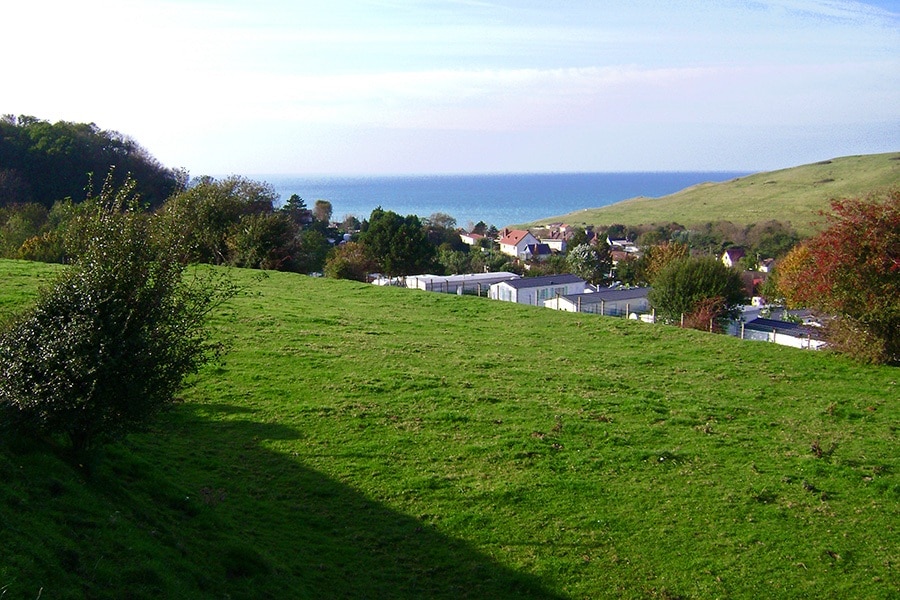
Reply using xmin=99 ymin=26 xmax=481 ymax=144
xmin=1 ymin=260 xmax=897 ymax=598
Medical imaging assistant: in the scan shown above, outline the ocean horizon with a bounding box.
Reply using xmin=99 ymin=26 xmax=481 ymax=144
xmin=256 ymin=172 xmax=752 ymax=229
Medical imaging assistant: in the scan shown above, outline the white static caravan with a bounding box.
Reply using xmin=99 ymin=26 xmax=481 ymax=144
xmin=735 ymin=318 xmax=827 ymax=350
xmin=545 ymin=286 xmax=651 ymax=316
xmin=490 ymin=274 xmax=590 ymax=306
xmin=406 ymin=272 xmax=520 ymax=295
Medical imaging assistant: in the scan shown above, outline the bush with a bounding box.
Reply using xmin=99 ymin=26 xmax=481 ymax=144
xmin=0 ymin=175 xmax=235 ymax=456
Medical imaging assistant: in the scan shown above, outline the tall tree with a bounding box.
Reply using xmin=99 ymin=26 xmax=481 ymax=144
xmin=776 ymin=191 xmax=900 ymax=364
xmin=643 ymin=241 xmax=690 ymax=283
xmin=281 ymin=194 xmax=311 ymax=226
xmin=313 ymin=200 xmax=333 ymax=224
xmin=158 ymin=176 xmax=278 ymax=264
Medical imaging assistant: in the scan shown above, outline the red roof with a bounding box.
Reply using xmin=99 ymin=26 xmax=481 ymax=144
xmin=499 ymin=229 xmax=532 ymax=246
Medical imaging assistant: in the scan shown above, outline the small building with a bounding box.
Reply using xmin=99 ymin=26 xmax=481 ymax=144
xmin=544 ymin=286 xmax=651 ymax=316
xmin=522 ymin=243 xmax=553 ymax=261
xmin=758 ymin=258 xmax=775 ymax=273
xmin=607 ymin=237 xmax=640 ymax=254
xmin=406 ymin=272 xmax=519 ymax=295
xmin=722 ymin=247 xmax=746 ymax=268
xmin=499 ymin=229 xmax=540 ymax=259
xmin=460 ymin=232 xmax=485 ymax=247
xmin=489 ymin=274 xmax=590 ymax=306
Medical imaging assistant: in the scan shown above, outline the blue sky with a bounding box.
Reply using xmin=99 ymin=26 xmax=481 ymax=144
xmin=4 ymin=0 xmax=898 ymax=175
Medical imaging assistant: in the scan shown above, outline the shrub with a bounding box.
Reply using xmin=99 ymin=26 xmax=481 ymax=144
xmin=0 ymin=175 xmax=235 ymax=456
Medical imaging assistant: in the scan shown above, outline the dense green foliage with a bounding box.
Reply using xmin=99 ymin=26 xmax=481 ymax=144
xmin=0 ymin=179 xmax=234 ymax=455
xmin=0 ymin=115 xmax=184 ymax=209
xmin=648 ymin=256 xmax=747 ymax=328
xmin=1 ymin=260 xmax=897 ymax=599
xmin=359 ymin=207 xmax=436 ymax=277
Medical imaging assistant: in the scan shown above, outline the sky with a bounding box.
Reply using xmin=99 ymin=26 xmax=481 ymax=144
xmin=3 ymin=0 xmax=898 ymax=175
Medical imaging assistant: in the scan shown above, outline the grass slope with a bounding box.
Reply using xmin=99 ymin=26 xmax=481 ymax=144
xmin=534 ymin=152 xmax=900 ymax=236
xmin=1 ymin=259 xmax=898 ymax=599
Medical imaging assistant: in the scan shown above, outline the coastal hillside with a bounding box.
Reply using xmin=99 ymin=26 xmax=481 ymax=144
xmin=1 ymin=259 xmax=897 ymax=599
xmin=533 ymin=152 xmax=900 ymax=236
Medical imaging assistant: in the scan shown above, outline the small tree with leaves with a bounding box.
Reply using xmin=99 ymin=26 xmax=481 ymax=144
xmin=0 ymin=174 xmax=235 ymax=457
xmin=648 ymin=256 xmax=746 ymax=329
xmin=566 ymin=243 xmax=609 ymax=285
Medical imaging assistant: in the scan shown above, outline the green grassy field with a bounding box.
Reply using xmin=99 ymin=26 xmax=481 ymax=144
xmin=1 ymin=259 xmax=897 ymax=599
xmin=531 ymin=152 xmax=900 ymax=236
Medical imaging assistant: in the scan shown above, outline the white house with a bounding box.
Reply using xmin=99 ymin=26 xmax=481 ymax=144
xmin=544 ymin=286 xmax=651 ymax=316
xmin=607 ymin=237 xmax=640 ymax=254
xmin=460 ymin=232 xmax=485 ymax=247
xmin=489 ymin=274 xmax=590 ymax=306
xmin=722 ymin=247 xmax=746 ymax=268
xmin=406 ymin=272 xmax=519 ymax=295
xmin=499 ymin=229 xmax=540 ymax=259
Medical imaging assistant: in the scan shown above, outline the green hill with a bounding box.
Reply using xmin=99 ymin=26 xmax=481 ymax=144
xmin=533 ymin=152 xmax=900 ymax=236
xmin=1 ymin=259 xmax=897 ymax=599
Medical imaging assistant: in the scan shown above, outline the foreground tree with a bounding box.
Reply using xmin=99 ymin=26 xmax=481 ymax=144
xmin=648 ymin=256 xmax=746 ymax=330
xmin=777 ymin=191 xmax=900 ymax=364
xmin=0 ymin=175 xmax=235 ymax=456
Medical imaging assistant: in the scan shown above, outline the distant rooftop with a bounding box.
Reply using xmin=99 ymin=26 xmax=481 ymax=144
xmin=499 ymin=274 xmax=585 ymax=289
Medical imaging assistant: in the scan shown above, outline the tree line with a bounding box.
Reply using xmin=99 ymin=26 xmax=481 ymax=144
xmin=0 ymin=115 xmax=183 ymax=209
xmin=1 ymin=116 xmax=895 ymax=364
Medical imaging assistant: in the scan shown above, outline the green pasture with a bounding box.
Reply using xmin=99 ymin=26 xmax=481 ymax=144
xmin=533 ymin=152 xmax=900 ymax=236
xmin=1 ymin=259 xmax=897 ymax=598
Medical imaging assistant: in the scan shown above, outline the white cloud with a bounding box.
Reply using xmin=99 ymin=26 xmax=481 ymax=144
xmin=2 ymin=0 xmax=897 ymax=173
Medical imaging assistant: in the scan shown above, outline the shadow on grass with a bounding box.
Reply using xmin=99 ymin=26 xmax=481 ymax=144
xmin=125 ymin=402 xmax=567 ymax=599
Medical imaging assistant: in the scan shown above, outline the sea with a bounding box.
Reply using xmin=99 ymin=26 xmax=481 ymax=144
xmin=258 ymin=172 xmax=752 ymax=229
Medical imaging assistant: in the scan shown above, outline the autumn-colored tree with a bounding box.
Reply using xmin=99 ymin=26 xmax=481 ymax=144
xmin=643 ymin=241 xmax=689 ymax=283
xmin=777 ymin=190 xmax=900 ymax=364
xmin=682 ymin=296 xmax=726 ymax=333
xmin=772 ymin=243 xmax=814 ymax=308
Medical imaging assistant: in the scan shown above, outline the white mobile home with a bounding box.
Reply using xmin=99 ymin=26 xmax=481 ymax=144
xmin=490 ymin=274 xmax=590 ymax=306
xmin=406 ymin=272 xmax=519 ymax=295
xmin=544 ymin=287 xmax=651 ymax=316
xmin=733 ymin=317 xmax=827 ymax=350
